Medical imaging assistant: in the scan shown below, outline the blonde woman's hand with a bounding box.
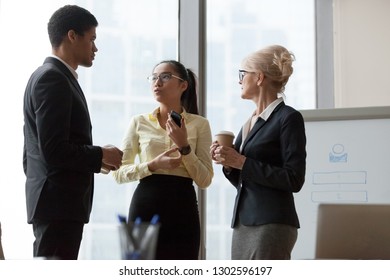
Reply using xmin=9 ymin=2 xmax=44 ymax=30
xmin=213 ymin=145 xmax=246 ymax=170
xmin=210 ymin=141 xmax=220 ymax=162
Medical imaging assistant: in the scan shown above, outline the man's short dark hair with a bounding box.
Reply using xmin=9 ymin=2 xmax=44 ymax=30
xmin=48 ymin=5 xmax=98 ymax=49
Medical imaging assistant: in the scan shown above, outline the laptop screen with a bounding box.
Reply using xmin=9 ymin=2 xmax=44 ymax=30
xmin=315 ymin=203 xmax=390 ymax=259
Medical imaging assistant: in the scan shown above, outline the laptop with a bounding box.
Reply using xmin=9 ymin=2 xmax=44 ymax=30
xmin=315 ymin=203 xmax=390 ymax=259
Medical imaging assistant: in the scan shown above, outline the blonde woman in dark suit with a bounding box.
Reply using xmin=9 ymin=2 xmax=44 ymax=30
xmin=211 ymin=45 xmax=306 ymax=260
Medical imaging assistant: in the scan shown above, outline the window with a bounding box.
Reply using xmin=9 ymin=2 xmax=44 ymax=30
xmin=0 ymin=0 xmax=315 ymax=260
xmin=0 ymin=0 xmax=178 ymax=259
xmin=73 ymin=0 xmax=180 ymax=259
xmin=205 ymin=0 xmax=315 ymax=259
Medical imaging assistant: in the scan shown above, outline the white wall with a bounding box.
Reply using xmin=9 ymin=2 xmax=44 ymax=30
xmin=333 ymin=0 xmax=390 ymax=107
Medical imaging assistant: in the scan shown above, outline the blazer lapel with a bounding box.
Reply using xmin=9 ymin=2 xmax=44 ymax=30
xmin=70 ymin=79 xmax=91 ymax=118
xmin=240 ymin=117 xmax=266 ymax=153
xmin=240 ymin=102 xmax=285 ymax=153
xmin=44 ymin=57 xmax=91 ymax=122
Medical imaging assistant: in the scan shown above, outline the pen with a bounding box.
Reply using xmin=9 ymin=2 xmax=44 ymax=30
xmin=139 ymin=214 xmax=160 ymax=259
xmin=117 ymin=214 xmax=140 ymax=259
xmin=132 ymin=217 xmax=142 ymax=240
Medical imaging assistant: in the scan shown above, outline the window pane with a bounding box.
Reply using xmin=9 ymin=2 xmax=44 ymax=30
xmin=0 ymin=0 xmax=178 ymax=260
xmin=206 ymin=0 xmax=315 ymax=260
xmin=78 ymin=0 xmax=178 ymax=259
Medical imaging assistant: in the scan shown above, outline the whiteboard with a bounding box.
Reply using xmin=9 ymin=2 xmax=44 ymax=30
xmin=292 ymin=106 xmax=390 ymax=259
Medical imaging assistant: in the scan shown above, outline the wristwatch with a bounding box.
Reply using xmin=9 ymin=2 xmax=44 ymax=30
xmin=179 ymin=145 xmax=191 ymax=155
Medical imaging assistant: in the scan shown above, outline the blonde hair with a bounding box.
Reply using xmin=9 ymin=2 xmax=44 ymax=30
xmin=241 ymin=45 xmax=295 ymax=93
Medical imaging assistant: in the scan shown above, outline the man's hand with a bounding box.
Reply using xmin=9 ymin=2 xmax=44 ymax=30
xmin=101 ymin=144 xmax=123 ymax=171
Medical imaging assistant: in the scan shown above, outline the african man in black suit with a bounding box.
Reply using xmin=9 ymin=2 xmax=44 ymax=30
xmin=23 ymin=5 xmax=123 ymax=260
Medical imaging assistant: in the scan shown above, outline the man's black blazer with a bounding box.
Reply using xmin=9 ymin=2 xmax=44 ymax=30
xmin=224 ymin=102 xmax=306 ymax=228
xmin=23 ymin=57 xmax=102 ymax=224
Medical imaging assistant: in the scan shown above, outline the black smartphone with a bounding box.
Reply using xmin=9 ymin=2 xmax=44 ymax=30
xmin=170 ymin=110 xmax=182 ymax=127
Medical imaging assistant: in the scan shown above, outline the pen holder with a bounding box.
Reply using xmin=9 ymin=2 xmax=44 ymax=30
xmin=118 ymin=221 xmax=160 ymax=260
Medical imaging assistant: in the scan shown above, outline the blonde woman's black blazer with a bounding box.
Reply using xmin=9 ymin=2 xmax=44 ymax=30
xmin=224 ymin=102 xmax=306 ymax=228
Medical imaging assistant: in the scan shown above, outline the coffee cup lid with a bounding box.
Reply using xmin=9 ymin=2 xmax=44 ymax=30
xmin=215 ymin=130 xmax=235 ymax=137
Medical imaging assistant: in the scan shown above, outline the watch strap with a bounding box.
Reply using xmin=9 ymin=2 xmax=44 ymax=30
xmin=179 ymin=145 xmax=191 ymax=155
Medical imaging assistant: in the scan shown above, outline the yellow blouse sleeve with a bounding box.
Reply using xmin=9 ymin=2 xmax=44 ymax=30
xmin=182 ymin=116 xmax=214 ymax=188
xmin=112 ymin=116 xmax=152 ymax=184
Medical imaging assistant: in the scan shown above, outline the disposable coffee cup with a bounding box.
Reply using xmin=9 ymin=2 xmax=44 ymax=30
xmin=215 ymin=130 xmax=235 ymax=147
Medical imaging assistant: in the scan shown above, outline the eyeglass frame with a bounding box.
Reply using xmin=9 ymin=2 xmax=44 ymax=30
xmin=238 ymin=69 xmax=256 ymax=82
xmin=147 ymin=72 xmax=185 ymax=83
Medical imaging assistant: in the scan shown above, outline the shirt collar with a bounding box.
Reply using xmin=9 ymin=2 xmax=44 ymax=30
xmin=259 ymin=97 xmax=283 ymax=121
xmin=149 ymin=107 xmax=188 ymax=122
xmin=50 ymin=55 xmax=78 ymax=80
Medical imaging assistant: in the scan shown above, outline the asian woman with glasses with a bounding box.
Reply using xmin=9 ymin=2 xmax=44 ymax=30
xmin=113 ymin=60 xmax=214 ymax=260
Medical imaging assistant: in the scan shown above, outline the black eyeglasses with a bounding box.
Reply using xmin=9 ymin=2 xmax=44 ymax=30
xmin=147 ymin=72 xmax=185 ymax=83
xmin=238 ymin=69 xmax=255 ymax=82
